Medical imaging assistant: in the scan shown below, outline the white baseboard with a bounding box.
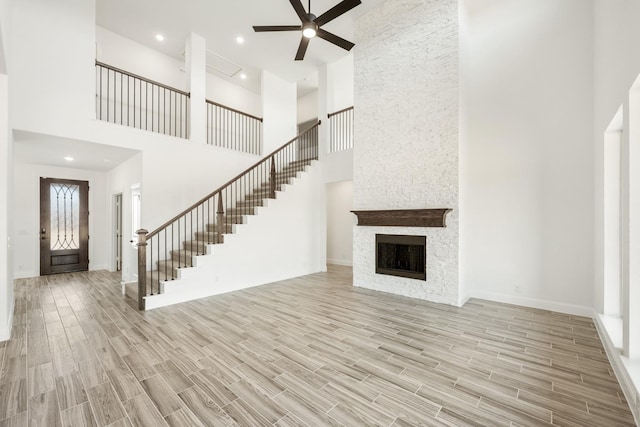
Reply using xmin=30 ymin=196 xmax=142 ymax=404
xmin=13 ymin=270 xmax=36 ymax=279
xmin=327 ymin=259 xmax=353 ymax=267
xmin=90 ymin=264 xmax=110 ymax=271
xmin=470 ymin=290 xmax=593 ymax=317
xmin=593 ymin=313 xmax=640 ymax=425
xmin=458 ymin=294 xmax=471 ymax=307
xmin=0 ymin=300 xmax=14 ymax=341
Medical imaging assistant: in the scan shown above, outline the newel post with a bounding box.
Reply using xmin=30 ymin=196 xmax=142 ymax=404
xmin=269 ymin=156 xmax=276 ymax=199
xmin=216 ymin=192 xmax=224 ymax=244
xmin=136 ymin=229 xmax=148 ymax=311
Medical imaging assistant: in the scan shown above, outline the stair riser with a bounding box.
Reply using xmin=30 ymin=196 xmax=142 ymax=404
xmin=226 ymin=208 xmax=255 ymax=216
xmin=195 ymin=231 xmax=224 ymax=241
xmin=235 ymin=200 xmax=264 ymax=208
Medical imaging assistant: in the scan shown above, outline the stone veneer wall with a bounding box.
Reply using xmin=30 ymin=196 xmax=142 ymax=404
xmin=353 ymin=0 xmax=460 ymax=305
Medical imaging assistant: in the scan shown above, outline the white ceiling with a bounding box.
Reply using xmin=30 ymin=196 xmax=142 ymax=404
xmin=13 ymin=131 xmax=140 ymax=171
xmin=96 ymin=0 xmax=384 ymax=94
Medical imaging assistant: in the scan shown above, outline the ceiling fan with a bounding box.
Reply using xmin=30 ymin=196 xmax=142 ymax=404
xmin=253 ymin=0 xmax=362 ymax=61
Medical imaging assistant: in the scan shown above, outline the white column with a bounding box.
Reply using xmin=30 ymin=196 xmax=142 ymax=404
xmin=627 ymin=83 xmax=640 ymax=358
xmin=261 ymin=70 xmax=296 ymax=154
xmin=603 ymin=129 xmax=622 ymax=317
xmin=186 ymin=33 xmax=207 ymax=144
xmin=0 ymin=73 xmax=14 ymax=340
xmin=317 ymin=64 xmax=329 ymax=160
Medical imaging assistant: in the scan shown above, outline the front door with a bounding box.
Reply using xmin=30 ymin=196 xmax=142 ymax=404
xmin=40 ymin=178 xmax=89 ymax=275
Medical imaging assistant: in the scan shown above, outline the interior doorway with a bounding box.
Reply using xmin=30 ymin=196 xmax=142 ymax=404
xmin=326 ymin=180 xmax=354 ymax=266
xmin=40 ymin=177 xmax=89 ymax=275
xmin=113 ymin=193 xmax=123 ymax=272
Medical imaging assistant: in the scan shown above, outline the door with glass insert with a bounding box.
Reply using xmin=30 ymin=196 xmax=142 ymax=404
xmin=40 ymin=178 xmax=89 ymax=275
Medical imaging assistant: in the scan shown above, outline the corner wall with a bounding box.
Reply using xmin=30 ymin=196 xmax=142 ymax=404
xmin=0 ymin=74 xmax=12 ymax=340
xmin=353 ymin=0 xmax=460 ymax=305
xmin=460 ymin=0 xmax=594 ymax=315
xmin=0 ymin=0 xmax=13 ymax=341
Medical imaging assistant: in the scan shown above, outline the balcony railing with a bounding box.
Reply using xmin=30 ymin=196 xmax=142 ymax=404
xmin=96 ymin=61 xmax=190 ymax=139
xmin=206 ymin=100 xmax=263 ymax=155
xmin=328 ymin=106 xmax=354 ymax=152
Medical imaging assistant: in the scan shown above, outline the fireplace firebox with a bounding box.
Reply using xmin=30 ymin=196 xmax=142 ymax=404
xmin=375 ymin=234 xmax=426 ymax=281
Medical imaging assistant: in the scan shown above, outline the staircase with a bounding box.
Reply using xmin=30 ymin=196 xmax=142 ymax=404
xmin=146 ymin=160 xmax=313 ymax=280
xmin=129 ymin=123 xmax=321 ymax=309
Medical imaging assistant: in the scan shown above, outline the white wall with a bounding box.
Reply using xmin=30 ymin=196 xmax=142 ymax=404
xmin=593 ymin=0 xmax=640 ymax=320
xmin=327 ymin=53 xmax=354 ymax=113
xmin=460 ymin=0 xmax=594 ymax=315
xmin=96 ymin=26 xmax=187 ymax=92
xmin=262 ymin=70 xmax=296 ymax=154
xmin=13 ymin=163 xmax=109 ymax=278
xmin=206 ymin=74 xmax=262 ymax=119
xmin=297 ymin=90 xmax=318 ymax=124
xmin=353 ymin=0 xmax=460 ymax=305
xmin=326 ymin=180 xmax=353 ymax=266
xmin=11 ymin=0 xmax=95 ymax=134
xmin=0 ymin=0 xmax=9 ymax=74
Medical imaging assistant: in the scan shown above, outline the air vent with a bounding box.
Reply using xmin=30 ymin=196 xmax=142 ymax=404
xmin=206 ymin=50 xmax=242 ymax=77
xmin=181 ymin=50 xmax=243 ymax=78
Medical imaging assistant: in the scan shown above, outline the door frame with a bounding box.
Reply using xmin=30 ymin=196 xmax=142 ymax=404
xmin=113 ymin=192 xmax=123 ymax=272
xmin=39 ymin=177 xmax=89 ymax=275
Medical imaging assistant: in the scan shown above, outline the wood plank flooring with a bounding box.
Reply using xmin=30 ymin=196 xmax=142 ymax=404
xmin=0 ymin=266 xmax=636 ymax=426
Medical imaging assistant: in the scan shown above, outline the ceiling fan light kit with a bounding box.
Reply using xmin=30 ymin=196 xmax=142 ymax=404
xmin=302 ymin=21 xmax=318 ymax=38
xmin=253 ymin=0 xmax=361 ymax=60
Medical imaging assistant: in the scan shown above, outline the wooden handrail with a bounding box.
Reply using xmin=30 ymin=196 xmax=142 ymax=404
xmin=206 ymin=99 xmax=263 ymax=122
xmin=95 ymin=61 xmax=191 ymax=97
xmin=328 ymin=106 xmax=354 ymax=118
xmin=146 ymin=120 xmax=321 ymax=240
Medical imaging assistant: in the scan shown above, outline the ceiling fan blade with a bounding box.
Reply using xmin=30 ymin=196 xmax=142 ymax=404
xmin=295 ymin=37 xmax=310 ymax=61
xmin=253 ymin=25 xmax=302 ymax=32
xmin=314 ymin=0 xmax=361 ymax=27
xmin=316 ymin=28 xmax=355 ymax=51
xmin=290 ymin=0 xmax=308 ymax=21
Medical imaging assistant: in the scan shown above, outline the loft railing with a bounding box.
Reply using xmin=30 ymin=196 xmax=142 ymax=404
xmin=96 ymin=61 xmax=190 ymax=139
xmin=135 ymin=121 xmax=320 ymax=310
xmin=328 ymin=106 xmax=354 ymax=152
xmin=206 ymin=100 xmax=263 ymax=155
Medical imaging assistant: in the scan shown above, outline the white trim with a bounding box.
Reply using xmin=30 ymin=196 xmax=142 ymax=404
xmin=13 ymin=270 xmax=37 ymax=279
xmin=470 ymin=290 xmax=593 ymax=317
xmin=458 ymin=294 xmax=471 ymax=307
xmin=594 ymin=312 xmax=640 ymax=425
xmin=327 ymin=259 xmax=353 ymax=267
xmin=0 ymin=300 xmax=14 ymax=341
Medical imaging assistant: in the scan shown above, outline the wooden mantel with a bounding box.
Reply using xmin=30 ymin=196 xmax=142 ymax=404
xmin=351 ymin=209 xmax=452 ymax=227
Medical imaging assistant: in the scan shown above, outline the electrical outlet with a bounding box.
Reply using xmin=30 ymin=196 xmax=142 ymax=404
xmin=515 ymin=285 xmax=521 ymax=294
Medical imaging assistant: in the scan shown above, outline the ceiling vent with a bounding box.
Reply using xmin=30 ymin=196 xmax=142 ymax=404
xmin=181 ymin=50 xmax=243 ymax=78
xmin=206 ymin=50 xmax=242 ymax=77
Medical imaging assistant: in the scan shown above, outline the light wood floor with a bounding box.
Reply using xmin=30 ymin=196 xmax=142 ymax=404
xmin=0 ymin=266 xmax=636 ymax=426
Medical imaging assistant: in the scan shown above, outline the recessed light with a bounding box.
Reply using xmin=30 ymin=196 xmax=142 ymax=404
xmin=236 ymin=36 xmax=244 ymax=44
xmin=64 ymin=156 xmax=74 ymax=162
xmin=239 ymin=73 xmax=247 ymax=80
xmin=155 ymin=34 xmax=165 ymax=42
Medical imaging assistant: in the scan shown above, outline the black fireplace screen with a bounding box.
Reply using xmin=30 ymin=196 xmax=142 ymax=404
xmin=376 ymin=234 xmax=426 ymax=281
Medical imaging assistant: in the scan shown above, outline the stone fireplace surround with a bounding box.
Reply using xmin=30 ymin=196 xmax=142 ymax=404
xmin=353 ymin=0 xmax=460 ymax=306
xmin=352 ymin=209 xmax=458 ymax=305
